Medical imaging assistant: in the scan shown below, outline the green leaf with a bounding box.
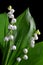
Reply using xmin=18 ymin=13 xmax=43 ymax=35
xmin=0 ymin=13 xmax=9 ymax=50
xmin=19 ymin=41 xmax=43 ymax=65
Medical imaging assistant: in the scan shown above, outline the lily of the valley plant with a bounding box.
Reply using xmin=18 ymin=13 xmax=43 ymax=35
xmin=0 ymin=5 xmax=43 ymax=65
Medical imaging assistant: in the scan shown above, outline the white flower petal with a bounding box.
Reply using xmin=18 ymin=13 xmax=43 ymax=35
xmin=12 ymin=25 xmax=17 ymax=30
xmin=8 ymin=24 xmax=17 ymax=30
xmin=8 ymin=24 xmax=12 ymax=29
xmin=11 ymin=18 xmax=16 ymax=24
xmin=23 ymin=48 xmax=28 ymax=54
xmin=34 ymin=33 xmax=38 ymax=40
xmin=9 ymin=35 xmax=14 ymax=40
xmin=10 ymin=9 xmax=15 ymax=14
xmin=17 ymin=57 xmax=21 ymax=62
xmin=4 ymin=36 xmax=9 ymax=42
xmin=11 ymin=45 xmax=16 ymax=50
xmin=8 ymin=12 xmax=14 ymax=18
xmin=31 ymin=42 xmax=35 ymax=48
xmin=31 ymin=40 xmax=35 ymax=44
xmin=30 ymin=40 xmax=35 ymax=48
xmin=23 ymin=55 xmax=28 ymax=60
xmin=9 ymin=14 xmax=14 ymax=18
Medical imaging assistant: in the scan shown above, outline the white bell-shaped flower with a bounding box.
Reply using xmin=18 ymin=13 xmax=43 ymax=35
xmin=34 ymin=33 xmax=38 ymax=40
xmin=30 ymin=42 xmax=35 ymax=48
xmin=10 ymin=9 xmax=15 ymax=14
xmin=4 ymin=36 xmax=9 ymax=42
xmin=11 ymin=45 xmax=16 ymax=50
xmin=8 ymin=12 xmax=14 ymax=18
xmin=9 ymin=14 xmax=14 ymax=18
xmin=8 ymin=24 xmax=17 ymax=30
xmin=17 ymin=57 xmax=21 ymax=62
xmin=23 ymin=55 xmax=28 ymax=60
xmin=31 ymin=39 xmax=35 ymax=44
xmin=11 ymin=18 xmax=16 ymax=24
xmin=30 ymin=40 xmax=35 ymax=48
xmin=8 ymin=24 xmax=12 ymax=29
xmin=9 ymin=35 xmax=14 ymax=40
xmin=12 ymin=25 xmax=17 ymax=30
xmin=23 ymin=48 xmax=28 ymax=54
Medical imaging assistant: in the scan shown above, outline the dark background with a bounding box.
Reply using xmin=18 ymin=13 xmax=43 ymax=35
xmin=0 ymin=0 xmax=43 ymax=65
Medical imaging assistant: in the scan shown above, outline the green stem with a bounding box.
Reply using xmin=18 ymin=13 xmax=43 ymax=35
xmin=4 ymin=48 xmax=11 ymax=65
xmin=4 ymin=28 xmax=14 ymax=65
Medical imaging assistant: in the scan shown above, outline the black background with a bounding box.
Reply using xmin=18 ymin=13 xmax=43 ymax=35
xmin=0 ymin=0 xmax=43 ymax=65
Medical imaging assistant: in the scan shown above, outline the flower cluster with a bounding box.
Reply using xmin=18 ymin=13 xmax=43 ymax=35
xmin=17 ymin=48 xmax=28 ymax=62
xmin=30 ymin=29 xmax=41 ymax=48
xmin=4 ymin=5 xmax=17 ymax=50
